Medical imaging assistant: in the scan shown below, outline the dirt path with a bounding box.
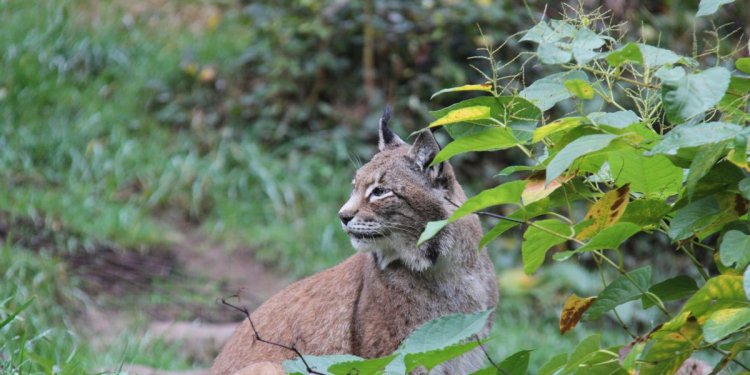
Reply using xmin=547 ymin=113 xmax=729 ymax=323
xmin=173 ymin=223 xmax=290 ymax=306
xmin=88 ymin=222 xmax=291 ymax=374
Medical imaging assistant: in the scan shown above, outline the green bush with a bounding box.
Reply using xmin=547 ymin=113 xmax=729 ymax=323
xmin=282 ymin=1 xmax=750 ymax=373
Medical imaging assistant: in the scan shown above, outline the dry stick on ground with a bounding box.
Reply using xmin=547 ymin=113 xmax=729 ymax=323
xmin=221 ymin=297 xmax=325 ymax=375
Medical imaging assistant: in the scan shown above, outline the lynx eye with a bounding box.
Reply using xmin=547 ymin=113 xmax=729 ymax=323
xmin=369 ymin=186 xmax=390 ymax=200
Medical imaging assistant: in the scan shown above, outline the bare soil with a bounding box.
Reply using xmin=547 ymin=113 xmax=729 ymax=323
xmin=1 ymin=210 xmax=291 ymax=373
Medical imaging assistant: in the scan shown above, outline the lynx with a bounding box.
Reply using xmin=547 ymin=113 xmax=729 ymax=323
xmin=211 ymin=108 xmax=499 ymax=374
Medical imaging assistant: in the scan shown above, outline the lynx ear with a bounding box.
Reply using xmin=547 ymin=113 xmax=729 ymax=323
xmin=409 ymin=130 xmax=443 ymax=171
xmin=378 ymin=106 xmax=405 ymax=151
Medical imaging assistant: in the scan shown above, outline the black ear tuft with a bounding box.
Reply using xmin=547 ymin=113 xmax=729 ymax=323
xmin=378 ymin=106 xmax=405 ymax=151
xmin=380 ymin=106 xmax=393 ymax=142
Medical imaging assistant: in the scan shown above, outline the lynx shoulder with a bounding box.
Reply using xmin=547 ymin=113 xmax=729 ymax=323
xmin=211 ymin=108 xmax=499 ymax=374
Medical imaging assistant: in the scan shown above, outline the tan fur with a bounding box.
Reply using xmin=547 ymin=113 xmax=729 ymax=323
xmin=211 ymin=123 xmax=499 ymax=375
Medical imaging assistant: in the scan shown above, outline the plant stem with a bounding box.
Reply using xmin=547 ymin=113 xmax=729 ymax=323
xmin=679 ymin=244 xmax=710 ymax=281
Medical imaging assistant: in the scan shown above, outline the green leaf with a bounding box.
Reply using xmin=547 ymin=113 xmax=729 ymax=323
xmin=720 ymin=230 xmax=750 ymax=269
xmin=479 ymin=201 xmax=550 ymax=248
xmin=429 ymin=105 xmax=492 ymax=128
xmin=738 ymin=58 xmax=750 ymax=74
xmin=432 ymin=127 xmax=519 ymax=164
xmin=496 ymin=349 xmax=532 ymax=375
xmin=620 ymin=199 xmax=672 ymax=228
xmin=430 ymin=84 xmax=493 ymax=100
xmin=639 ymin=312 xmax=702 ymax=375
xmin=532 ymin=117 xmax=588 ymax=142
xmin=521 ymin=20 xmax=577 ymax=65
xmin=546 ymin=134 xmax=618 ymax=184
xmin=604 ymin=41 xmax=696 ymax=69
xmin=609 ymin=148 xmax=683 ymax=198
xmin=638 ymin=44 xmax=692 ymax=67
xmin=719 ymin=76 xmax=750 ymax=123
xmin=728 ymin=134 xmax=748 ymax=168
xmin=696 ymin=0 xmax=735 ymax=17
xmin=695 ymin=193 xmax=746 ymax=239
xmin=585 ymin=266 xmax=651 ymax=321
xmin=284 ymin=354 xmax=363 ymax=375
xmin=418 ymin=219 xmax=449 ymax=245
xmin=398 ymin=309 xmax=493 ymax=354
xmin=650 ymin=122 xmax=743 ymax=155
xmin=656 ymin=66 xmax=731 ymax=124
xmin=521 ymin=20 xmax=574 ymax=44
xmin=404 ymin=341 xmax=480 ymax=372
xmin=668 ymin=195 xmax=724 ymax=240
xmin=522 ymin=219 xmax=572 ymax=274
xmin=641 ymin=275 xmax=699 ymax=309
xmin=571 ymin=27 xmax=605 ymax=65
xmin=574 ymin=348 xmax=627 ymax=375
xmin=430 ymin=96 xmax=541 ymax=142
xmin=496 ymin=165 xmax=544 ymax=176
xmin=327 ymin=355 xmax=396 ymax=375
xmin=744 ymin=266 xmax=750 ymax=301
xmin=686 ymin=141 xmax=727 ymax=199
xmin=703 ymin=308 xmax=750 ymax=343
xmin=420 ymin=180 xmax=532 ymax=245
xmin=538 ymin=42 xmax=572 ymax=64
xmin=429 ymin=96 xmax=540 ymax=131
xmin=564 ymin=79 xmax=595 ymax=100
xmin=449 ymin=180 xmax=527 ymax=222
xmin=574 ymin=222 xmax=642 ymax=253
xmin=680 ymin=275 xmax=749 ymax=322
xmin=605 ymin=43 xmax=643 ymax=67
xmin=588 ymin=110 xmax=640 ymax=129
xmin=538 ymin=353 xmax=567 ymax=375
xmin=562 ymin=334 xmax=601 ymax=373
xmin=740 ymin=177 xmax=750 ymax=200
xmin=520 ymin=71 xmax=588 ymax=111
xmin=469 ymin=368 xmax=497 ymax=375
xmin=621 ymin=343 xmax=645 ymax=372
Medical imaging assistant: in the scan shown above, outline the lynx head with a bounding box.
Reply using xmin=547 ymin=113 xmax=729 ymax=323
xmin=338 ymin=107 xmax=476 ymax=272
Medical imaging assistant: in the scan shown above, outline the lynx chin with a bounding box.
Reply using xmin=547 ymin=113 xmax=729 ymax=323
xmin=211 ymin=107 xmax=499 ymax=374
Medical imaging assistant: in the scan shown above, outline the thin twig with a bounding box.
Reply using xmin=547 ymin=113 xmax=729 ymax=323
xmin=221 ymin=297 xmax=325 ymax=375
xmin=476 ymin=337 xmax=509 ymax=375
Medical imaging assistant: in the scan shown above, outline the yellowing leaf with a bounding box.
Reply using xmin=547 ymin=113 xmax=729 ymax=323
xmin=564 ymin=78 xmax=595 ymax=100
xmin=738 ymin=57 xmax=750 ymax=74
xmin=430 ymin=84 xmax=493 ymax=99
xmin=532 ymin=117 xmax=588 ymax=142
xmin=560 ymin=294 xmax=596 ymax=334
xmin=521 ymin=173 xmax=570 ymax=205
xmin=679 ymin=275 xmax=748 ymax=323
xmin=428 ymin=106 xmax=492 ymax=128
xmin=499 ymin=268 xmax=539 ymax=296
xmin=576 ymin=184 xmax=630 ymax=240
xmin=198 ymin=66 xmax=217 ymax=82
xmin=703 ymin=307 xmax=750 ymax=343
xmin=727 ymin=134 xmax=749 ymax=172
xmin=728 ymin=149 xmax=750 ymax=172
xmin=639 ymin=312 xmax=702 ymax=375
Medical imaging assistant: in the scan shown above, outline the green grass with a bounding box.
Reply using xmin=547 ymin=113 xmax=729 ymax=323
xmin=0 ymin=245 xmax=86 ymax=374
xmin=0 ymin=0 xmax=354 ymax=276
xmin=0 ymin=0 xmax=357 ymax=371
xmin=0 ymin=0 xmax=647 ymax=373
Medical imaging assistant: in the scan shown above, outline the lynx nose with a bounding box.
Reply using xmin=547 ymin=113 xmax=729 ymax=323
xmin=338 ymin=211 xmax=354 ymax=226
